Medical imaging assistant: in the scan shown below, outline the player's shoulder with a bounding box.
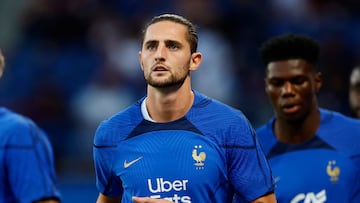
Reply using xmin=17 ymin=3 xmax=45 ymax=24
xmin=192 ymin=90 xmax=248 ymax=123
xmin=0 ymin=107 xmax=42 ymax=145
xmin=0 ymin=107 xmax=35 ymax=126
xmin=94 ymin=100 xmax=143 ymax=146
xmin=256 ymin=118 xmax=274 ymax=136
xmin=189 ymin=91 xmax=257 ymax=145
xmin=319 ymin=108 xmax=360 ymax=153
xmin=255 ymin=118 xmax=277 ymax=153
xmin=320 ymin=108 xmax=360 ymax=131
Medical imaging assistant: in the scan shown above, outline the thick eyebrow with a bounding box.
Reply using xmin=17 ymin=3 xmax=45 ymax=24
xmin=266 ymin=73 xmax=299 ymax=81
xmin=164 ymin=39 xmax=183 ymax=47
xmin=164 ymin=39 xmax=181 ymax=44
xmin=143 ymin=39 xmax=183 ymax=47
xmin=143 ymin=40 xmax=158 ymax=47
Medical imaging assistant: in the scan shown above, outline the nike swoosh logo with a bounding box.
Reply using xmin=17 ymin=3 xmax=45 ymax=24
xmin=124 ymin=156 xmax=143 ymax=168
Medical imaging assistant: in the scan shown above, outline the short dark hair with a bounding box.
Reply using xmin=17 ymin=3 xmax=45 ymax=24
xmin=141 ymin=14 xmax=198 ymax=53
xmin=260 ymin=34 xmax=320 ymax=67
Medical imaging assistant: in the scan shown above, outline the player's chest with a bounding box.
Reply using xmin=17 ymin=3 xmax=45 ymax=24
xmin=270 ymin=149 xmax=357 ymax=202
xmin=114 ymin=131 xmax=227 ymax=186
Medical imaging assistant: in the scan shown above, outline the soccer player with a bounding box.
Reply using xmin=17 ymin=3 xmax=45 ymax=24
xmin=0 ymin=50 xmax=61 ymax=202
xmin=349 ymin=66 xmax=360 ymax=119
xmin=93 ymin=14 xmax=276 ymax=203
xmin=257 ymin=33 xmax=360 ymax=202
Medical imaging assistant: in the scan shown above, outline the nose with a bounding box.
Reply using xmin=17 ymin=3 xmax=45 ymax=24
xmin=281 ymin=81 xmax=295 ymax=96
xmin=155 ymin=45 xmax=166 ymax=62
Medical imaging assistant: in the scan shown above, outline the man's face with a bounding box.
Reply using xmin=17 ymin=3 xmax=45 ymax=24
xmin=349 ymin=68 xmax=360 ymax=118
xmin=138 ymin=21 xmax=200 ymax=88
xmin=265 ymin=59 xmax=322 ymax=121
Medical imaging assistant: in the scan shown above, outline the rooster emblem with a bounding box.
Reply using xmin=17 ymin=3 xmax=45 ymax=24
xmin=192 ymin=145 xmax=206 ymax=167
xmin=326 ymin=160 xmax=340 ymax=182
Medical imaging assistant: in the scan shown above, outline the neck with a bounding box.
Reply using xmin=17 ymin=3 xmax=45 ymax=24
xmin=274 ymin=108 xmax=320 ymax=144
xmin=146 ymin=77 xmax=194 ymax=122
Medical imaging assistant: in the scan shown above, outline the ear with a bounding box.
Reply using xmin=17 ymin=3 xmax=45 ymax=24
xmin=189 ymin=52 xmax=202 ymax=71
xmin=314 ymin=72 xmax=322 ymax=93
xmin=138 ymin=51 xmax=144 ymax=71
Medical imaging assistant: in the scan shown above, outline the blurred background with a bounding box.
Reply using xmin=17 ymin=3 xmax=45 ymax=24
xmin=0 ymin=0 xmax=360 ymax=202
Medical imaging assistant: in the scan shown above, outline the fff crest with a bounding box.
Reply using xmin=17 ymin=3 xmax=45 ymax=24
xmin=192 ymin=145 xmax=206 ymax=169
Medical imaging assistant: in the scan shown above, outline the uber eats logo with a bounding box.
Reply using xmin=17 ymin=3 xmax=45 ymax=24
xmin=147 ymin=178 xmax=191 ymax=203
xmin=290 ymin=189 xmax=326 ymax=203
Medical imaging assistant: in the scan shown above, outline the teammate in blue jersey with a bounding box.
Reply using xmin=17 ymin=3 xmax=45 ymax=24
xmin=257 ymin=34 xmax=360 ymax=202
xmin=0 ymin=50 xmax=61 ymax=202
xmin=93 ymin=14 xmax=276 ymax=203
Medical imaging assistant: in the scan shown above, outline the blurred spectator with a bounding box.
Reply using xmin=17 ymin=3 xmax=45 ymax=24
xmin=70 ymin=65 xmax=136 ymax=165
xmin=225 ymin=0 xmax=273 ymax=126
xmin=0 ymin=0 xmax=100 ymax=171
xmin=173 ymin=0 xmax=239 ymax=107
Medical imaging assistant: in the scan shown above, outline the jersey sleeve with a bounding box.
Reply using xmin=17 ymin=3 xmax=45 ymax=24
xmin=228 ymin=115 xmax=275 ymax=202
xmin=5 ymin=121 xmax=60 ymax=202
xmin=93 ymin=123 xmax=123 ymax=197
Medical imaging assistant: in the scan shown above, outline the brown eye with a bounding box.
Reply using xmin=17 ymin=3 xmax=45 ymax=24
xmin=269 ymin=79 xmax=284 ymax=87
xmin=291 ymin=77 xmax=306 ymax=85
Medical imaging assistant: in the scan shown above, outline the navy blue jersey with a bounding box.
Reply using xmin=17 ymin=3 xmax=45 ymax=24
xmin=257 ymin=108 xmax=360 ymax=203
xmin=94 ymin=91 xmax=274 ymax=203
xmin=0 ymin=108 xmax=60 ymax=202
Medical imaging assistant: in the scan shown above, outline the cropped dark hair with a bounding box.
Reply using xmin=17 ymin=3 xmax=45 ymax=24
xmin=260 ymin=34 xmax=320 ymax=67
xmin=141 ymin=14 xmax=198 ymax=53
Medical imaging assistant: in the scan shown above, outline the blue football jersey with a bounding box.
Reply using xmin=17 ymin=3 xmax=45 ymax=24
xmin=0 ymin=108 xmax=60 ymax=202
xmin=94 ymin=91 xmax=274 ymax=203
xmin=257 ymin=108 xmax=360 ymax=203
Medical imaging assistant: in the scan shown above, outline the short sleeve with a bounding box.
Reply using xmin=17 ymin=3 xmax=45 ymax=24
xmin=5 ymin=122 xmax=60 ymax=202
xmin=227 ymin=116 xmax=275 ymax=202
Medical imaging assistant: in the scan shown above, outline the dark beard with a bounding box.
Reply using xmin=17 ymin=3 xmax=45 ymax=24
xmin=148 ymin=76 xmax=186 ymax=88
xmin=147 ymin=73 xmax=188 ymax=88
